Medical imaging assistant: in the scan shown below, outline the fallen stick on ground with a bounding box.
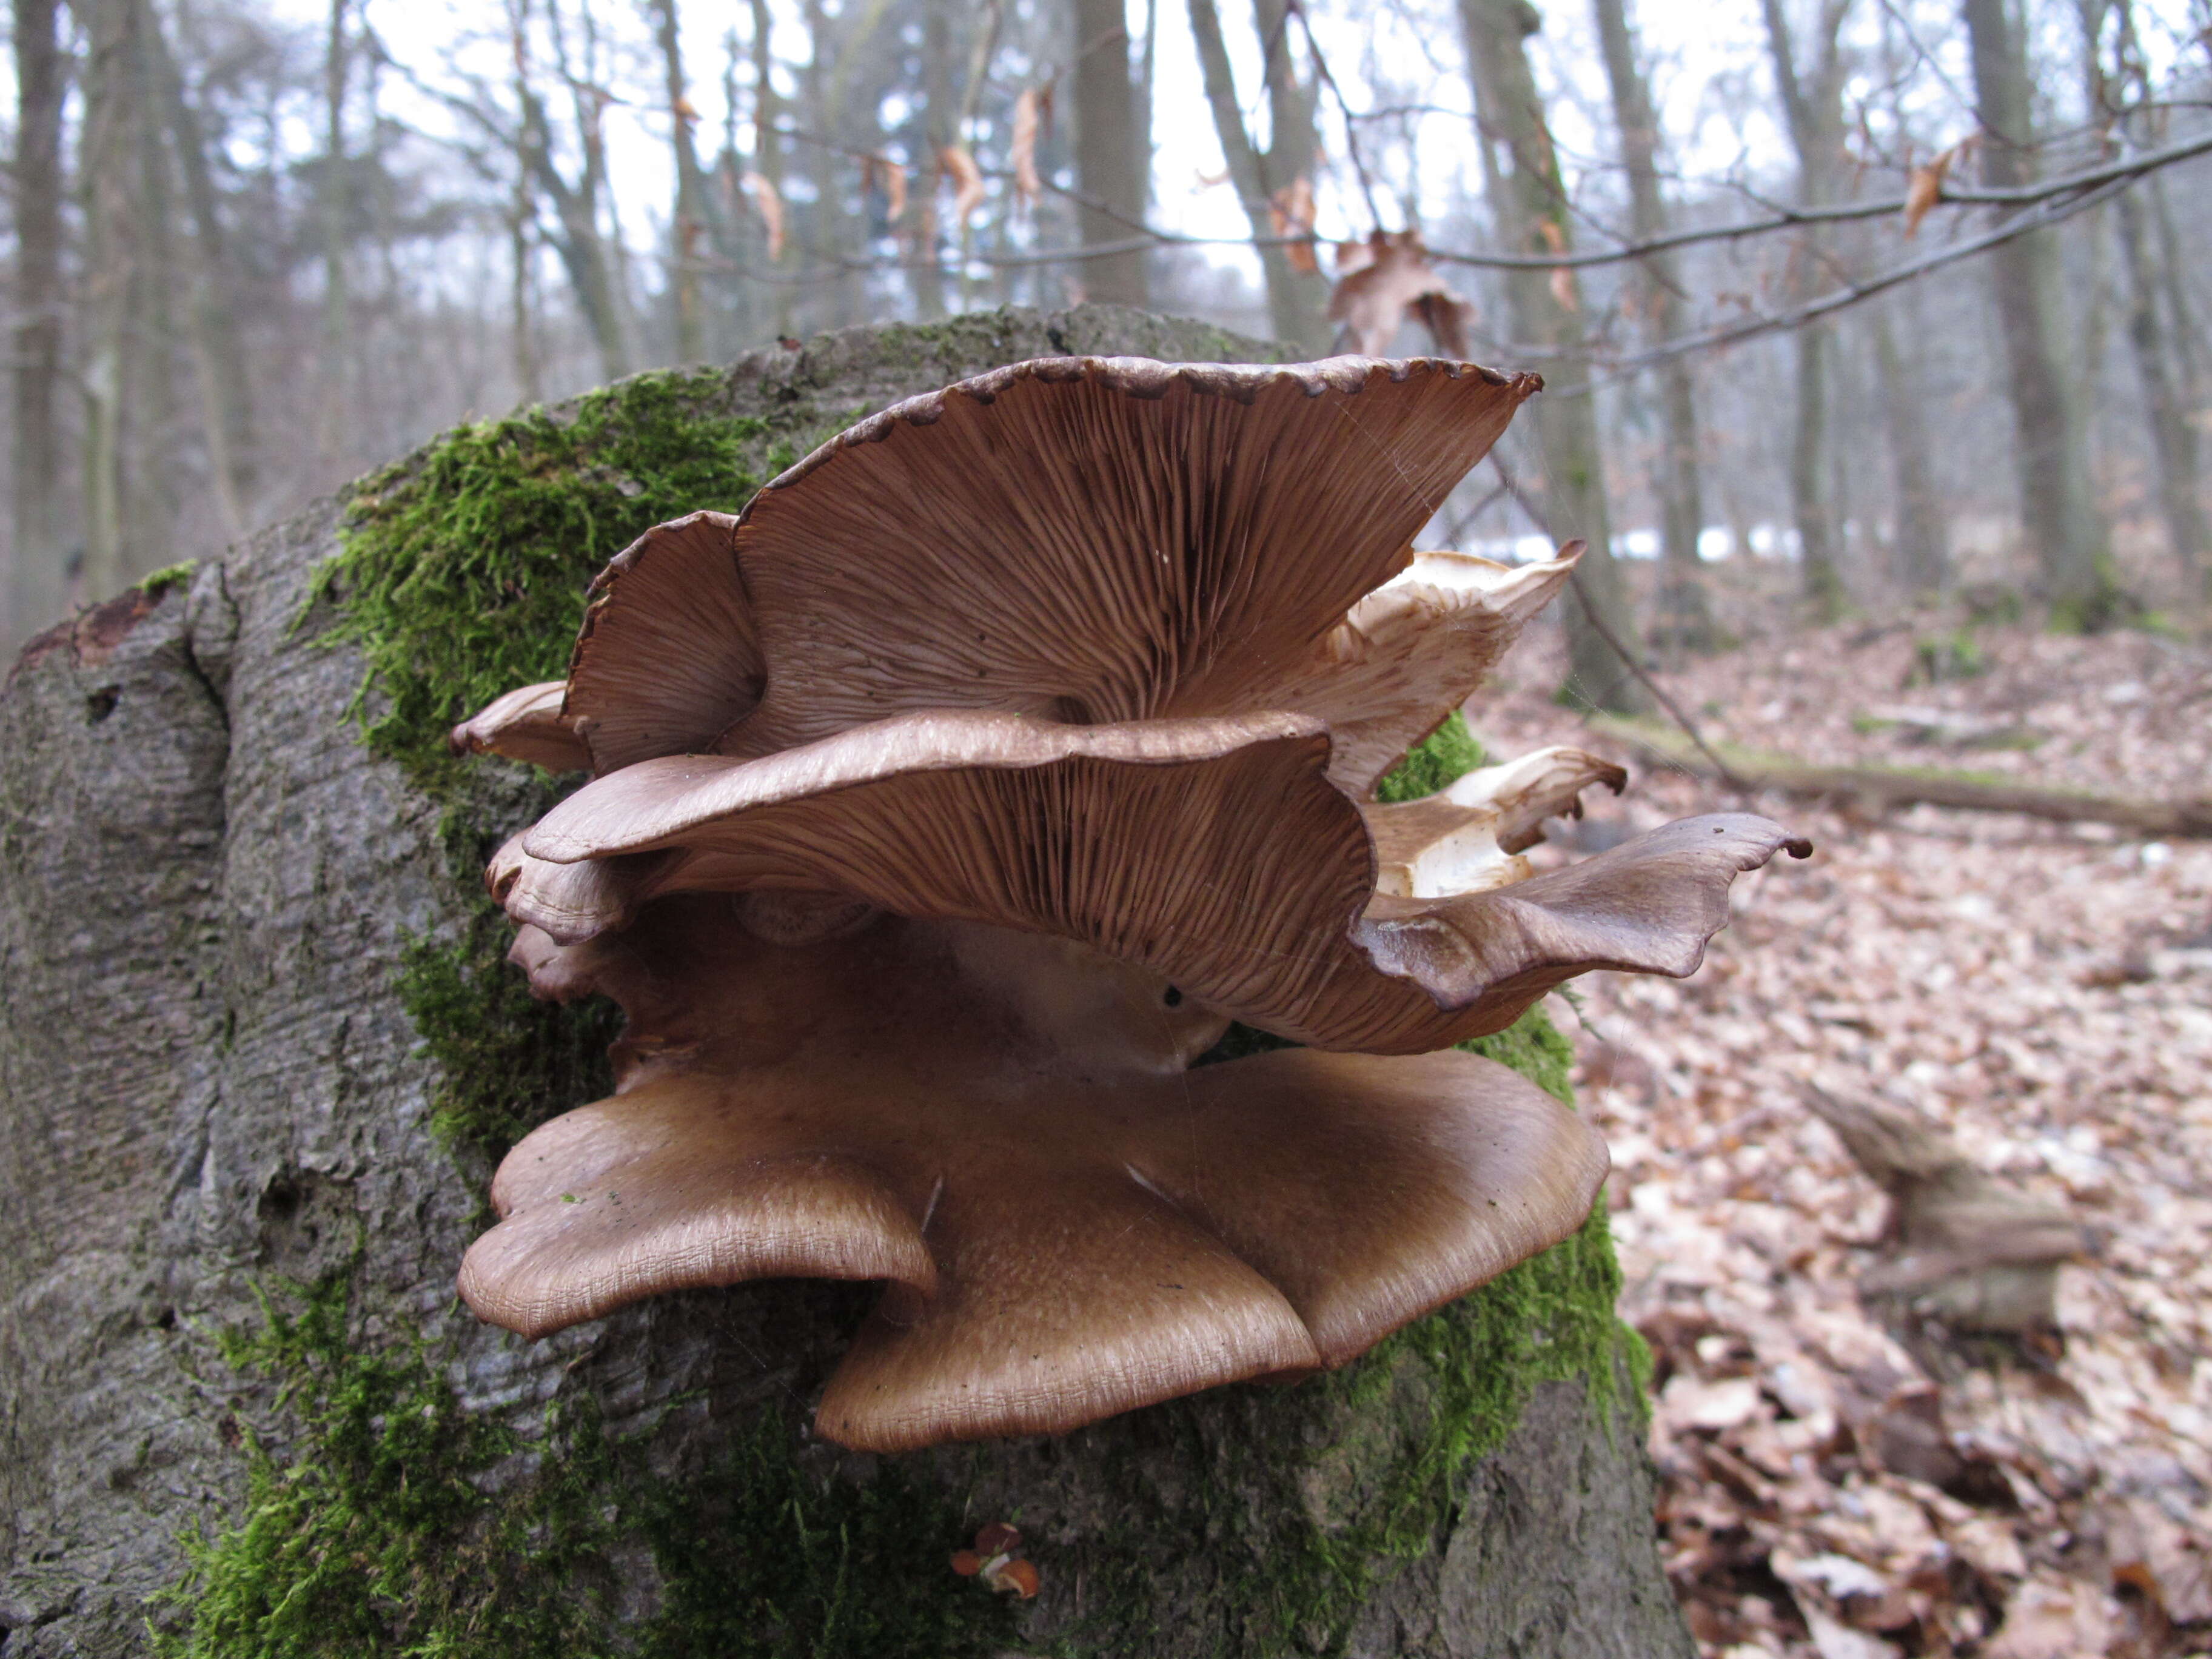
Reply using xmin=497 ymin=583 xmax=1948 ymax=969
xmin=1590 ymin=715 xmax=2212 ymax=839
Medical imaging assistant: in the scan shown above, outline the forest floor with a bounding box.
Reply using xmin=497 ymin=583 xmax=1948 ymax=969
xmin=1481 ymin=611 xmax=2212 ymax=1659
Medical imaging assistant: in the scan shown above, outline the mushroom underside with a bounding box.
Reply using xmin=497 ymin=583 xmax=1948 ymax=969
xmin=460 ymin=1025 xmax=1606 ymax=1453
xmin=497 ymin=706 xmax=1803 ymax=1054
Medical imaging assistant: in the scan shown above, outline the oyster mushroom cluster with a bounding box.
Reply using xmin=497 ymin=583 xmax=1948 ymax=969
xmin=449 ymin=355 xmax=1804 ymax=1453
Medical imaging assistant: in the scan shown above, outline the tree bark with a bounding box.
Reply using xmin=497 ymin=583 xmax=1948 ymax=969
xmin=1455 ymin=0 xmax=1647 ymax=715
xmin=1590 ymin=0 xmax=1714 ymax=652
xmin=8 ymin=0 xmax=70 ymax=651
xmin=1073 ymin=0 xmax=1149 ymax=305
xmin=0 ymin=308 xmax=1693 ymax=1659
xmin=1960 ymin=0 xmax=2121 ymax=628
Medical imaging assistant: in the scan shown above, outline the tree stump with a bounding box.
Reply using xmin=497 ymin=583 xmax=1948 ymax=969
xmin=0 ymin=306 xmax=1694 ymax=1658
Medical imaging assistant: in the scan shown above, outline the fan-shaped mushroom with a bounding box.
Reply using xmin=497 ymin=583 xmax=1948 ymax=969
xmin=448 ymin=354 xmax=1807 ymax=1452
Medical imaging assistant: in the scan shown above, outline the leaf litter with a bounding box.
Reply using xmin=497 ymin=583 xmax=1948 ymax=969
xmin=1476 ymin=617 xmax=2212 ymax=1659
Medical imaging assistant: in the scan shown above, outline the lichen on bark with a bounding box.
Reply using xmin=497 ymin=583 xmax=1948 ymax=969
xmin=126 ymin=312 xmax=1683 ymax=1659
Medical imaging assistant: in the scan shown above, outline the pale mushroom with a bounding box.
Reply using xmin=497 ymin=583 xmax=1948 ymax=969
xmin=444 ymin=352 xmax=1807 ymax=1452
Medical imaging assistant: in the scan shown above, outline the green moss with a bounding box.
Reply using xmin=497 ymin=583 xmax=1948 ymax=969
xmin=1371 ymin=709 xmax=1486 ymax=803
xmin=141 ymin=560 xmax=198 ymax=598
xmin=156 ymin=1275 xmax=1018 ymax=1659
xmin=154 ymin=1271 xmax=623 ymax=1657
xmin=394 ymin=817 xmax=621 ymax=1161
xmin=312 ymin=367 xmax=855 ymax=1160
xmin=636 ymin=1418 xmax=1018 ymax=1659
xmin=316 ymin=366 xmax=862 ymax=796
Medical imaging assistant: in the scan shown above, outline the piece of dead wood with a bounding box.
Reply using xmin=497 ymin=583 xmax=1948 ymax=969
xmin=1593 ymin=715 xmax=2212 ymax=839
xmin=1802 ymin=1084 xmax=2084 ymax=1334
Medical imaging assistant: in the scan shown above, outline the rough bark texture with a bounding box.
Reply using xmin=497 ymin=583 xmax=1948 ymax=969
xmin=0 ymin=306 xmax=1692 ymax=1659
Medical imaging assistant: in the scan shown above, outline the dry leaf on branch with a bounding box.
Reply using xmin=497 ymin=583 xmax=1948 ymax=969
xmin=1327 ymin=230 xmax=1476 ymax=357
xmin=740 ymin=170 xmax=785 ymax=261
xmin=865 ymin=152 xmax=908 ymax=223
xmin=1903 ymin=143 xmax=1960 ymax=238
xmin=941 ymin=144 xmax=986 ymax=225
xmin=1011 ymin=89 xmax=1045 ymax=205
xmin=1536 ymin=217 xmax=1580 ymax=314
xmin=1268 ymin=176 xmax=1318 ymax=273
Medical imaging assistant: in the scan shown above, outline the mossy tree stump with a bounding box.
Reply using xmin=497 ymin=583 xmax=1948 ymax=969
xmin=0 ymin=307 xmax=1694 ymax=1658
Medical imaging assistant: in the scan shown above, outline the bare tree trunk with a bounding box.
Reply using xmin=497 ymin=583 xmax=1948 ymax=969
xmin=1760 ymin=0 xmax=1851 ymax=622
xmin=2115 ymin=185 xmax=2208 ymax=598
xmin=76 ymin=0 xmax=139 ymax=601
xmin=1185 ymin=0 xmax=1330 ymax=352
xmin=800 ymin=0 xmax=854 ymax=333
xmin=1591 ymin=0 xmax=1714 ymax=652
xmin=1868 ymin=297 xmax=1950 ymax=596
xmin=1960 ymin=0 xmax=2122 ymax=628
xmin=1455 ymin=0 xmax=1647 ymax=714
xmin=9 ymin=0 xmax=69 ymax=647
xmin=127 ymin=0 xmax=183 ymax=566
xmin=1073 ymin=0 xmax=1148 ymax=305
xmin=144 ymin=0 xmax=258 ymax=535
xmin=517 ymin=8 xmax=629 ymax=384
xmin=649 ymin=0 xmax=707 ymax=363
xmin=319 ymin=0 xmax=350 ymax=460
xmin=915 ymin=0 xmax=953 ymax=321
xmin=2093 ymin=0 xmax=2207 ymax=600
xmin=748 ymin=0 xmax=794 ymax=338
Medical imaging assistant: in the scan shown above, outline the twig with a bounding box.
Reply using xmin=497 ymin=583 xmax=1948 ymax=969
xmin=1485 ymin=454 xmax=1751 ymax=791
xmin=1286 ymin=0 xmax=1382 ymax=227
xmin=1600 ymin=718 xmax=2212 ymax=838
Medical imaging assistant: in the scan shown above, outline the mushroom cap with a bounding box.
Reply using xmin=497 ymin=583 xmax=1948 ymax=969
xmin=443 ymin=351 xmax=1809 ymax=1449
xmin=447 ymin=680 xmax=590 ymax=774
xmin=528 ymin=355 xmax=1538 ymax=776
xmin=565 ymin=511 xmax=760 ymax=775
xmin=457 ymin=904 xmax=1607 ymax=1452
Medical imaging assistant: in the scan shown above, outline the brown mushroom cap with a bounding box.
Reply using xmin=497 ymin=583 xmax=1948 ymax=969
xmin=563 ymin=511 xmax=761 ymax=774
xmin=447 ymin=680 xmax=591 ymax=773
xmin=457 ymin=900 xmax=1606 ymax=1452
xmin=557 ymin=356 xmax=1535 ymax=762
xmin=443 ymin=351 xmax=1808 ymax=1451
xmin=506 ymin=705 xmax=1802 ymax=1053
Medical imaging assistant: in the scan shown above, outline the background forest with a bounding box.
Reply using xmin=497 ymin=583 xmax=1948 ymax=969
xmin=7 ymin=4 xmax=2212 ymax=1658
xmin=2 ymin=0 xmax=2208 ymax=665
